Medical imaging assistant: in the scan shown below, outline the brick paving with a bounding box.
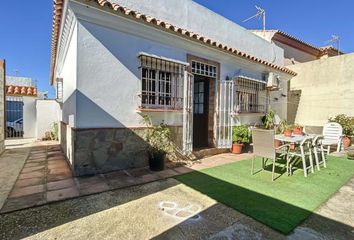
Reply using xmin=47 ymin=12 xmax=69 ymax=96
xmin=0 ymin=142 xmax=252 ymax=214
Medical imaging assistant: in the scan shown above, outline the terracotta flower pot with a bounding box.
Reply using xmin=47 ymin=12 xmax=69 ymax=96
xmin=283 ymin=130 xmax=292 ymax=137
xmin=274 ymin=139 xmax=282 ymax=148
xmin=343 ymin=136 xmax=352 ymax=149
xmin=293 ymin=127 xmax=303 ymax=136
xmin=232 ymin=143 xmax=243 ymax=154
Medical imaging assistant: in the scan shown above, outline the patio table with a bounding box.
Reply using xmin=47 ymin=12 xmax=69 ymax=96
xmin=275 ymin=134 xmax=318 ymax=144
xmin=275 ymin=134 xmax=320 ymax=177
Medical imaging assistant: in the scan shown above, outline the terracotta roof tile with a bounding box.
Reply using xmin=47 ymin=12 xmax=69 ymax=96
xmin=6 ymin=85 xmax=38 ymax=97
xmin=50 ymin=0 xmax=297 ymax=83
xmin=252 ymin=29 xmax=344 ymax=57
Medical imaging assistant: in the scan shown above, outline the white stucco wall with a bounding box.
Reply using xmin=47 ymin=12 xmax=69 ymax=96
xmin=74 ymin=11 xmax=290 ymax=129
xmin=36 ymin=100 xmax=61 ymax=140
xmin=274 ymin=41 xmax=318 ymax=66
xmin=287 ymin=53 xmax=354 ymax=126
xmin=109 ymin=0 xmax=284 ymax=66
xmin=56 ymin=22 xmax=78 ymax=127
xmin=23 ymin=96 xmax=37 ymax=138
xmin=51 ymin=2 xmax=292 ymax=131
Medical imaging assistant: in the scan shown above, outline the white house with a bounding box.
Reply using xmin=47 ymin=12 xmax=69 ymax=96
xmin=51 ymin=0 xmax=296 ymax=176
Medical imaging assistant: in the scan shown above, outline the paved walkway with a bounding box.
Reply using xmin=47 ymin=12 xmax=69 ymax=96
xmin=0 ymin=141 xmax=252 ymax=213
xmin=0 ymin=140 xmax=33 ymax=210
xmin=0 ymin=142 xmax=353 ymax=239
xmin=0 ymin=176 xmax=353 ymax=239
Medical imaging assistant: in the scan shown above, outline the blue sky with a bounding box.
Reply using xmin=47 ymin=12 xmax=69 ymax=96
xmin=0 ymin=0 xmax=353 ymax=98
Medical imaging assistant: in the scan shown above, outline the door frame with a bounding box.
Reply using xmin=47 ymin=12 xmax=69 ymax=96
xmin=187 ymin=54 xmax=220 ymax=148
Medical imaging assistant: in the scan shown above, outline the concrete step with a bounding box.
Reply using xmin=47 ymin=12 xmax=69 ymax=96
xmin=193 ymin=148 xmax=230 ymax=159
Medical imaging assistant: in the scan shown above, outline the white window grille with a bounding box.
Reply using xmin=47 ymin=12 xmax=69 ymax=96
xmin=191 ymin=60 xmax=217 ymax=78
xmin=235 ymin=77 xmax=266 ymax=113
xmin=139 ymin=54 xmax=187 ymax=109
xmin=56 ymin=78 xmax=63 ymax=102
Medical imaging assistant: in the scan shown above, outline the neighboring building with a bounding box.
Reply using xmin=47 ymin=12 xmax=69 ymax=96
xmin=5 ymin=76 xmax=59 ymax=140
xmin=5 ymin=76 xmax=37 ymax=138
xmin=51 ymin=0 xmax=296 ymax=176
xmin=252 ymin=30 xmax=353 ymax=130
xmin=287 ymin=53 xmax=354 ymax=129
xmin=252 ymin=30 xmax=343 ymax=65
xmin=0 ymin=60 xmax=5 ymax=154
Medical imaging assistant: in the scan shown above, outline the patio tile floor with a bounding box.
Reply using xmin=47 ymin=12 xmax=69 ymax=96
xmin=0 ymin=142 xmax=251 ymax=214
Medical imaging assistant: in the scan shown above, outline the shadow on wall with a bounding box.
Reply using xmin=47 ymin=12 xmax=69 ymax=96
xmin=61 ymin=90 xmax=183 ymax=177
xmin=0 ymin=164 xmax=353 ymax=239
xmin=287 ymin=90 xmax=302 ymax=124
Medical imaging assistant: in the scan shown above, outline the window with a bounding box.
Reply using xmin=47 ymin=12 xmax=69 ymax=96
xmin=56 ymin=78 xmax=63 ymax=102
xmin=139 ymin=54 xmax=186 ymax=109
xmin=236 ymin=77 xmax=266 ymax=113
xmin=191 ymin=60 xmax=217 ymax=78
xmin=193 ymin=81 xmax=205 ymax=114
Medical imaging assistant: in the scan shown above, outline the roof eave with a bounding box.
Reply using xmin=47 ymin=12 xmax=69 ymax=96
xmin=50 ymin=0 xmax=297 ymax=82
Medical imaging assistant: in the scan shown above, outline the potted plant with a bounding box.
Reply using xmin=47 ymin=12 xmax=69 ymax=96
xmin=283 ymin=124 xmax=293 ymax=137
xmin=261 ymin=109 xmax=276 ymax=130
xmin=262 ymin=109 xmax=283 ymax=147
xmin=232 ymin=125 xmax=251 ymax=154
xmin=274 ymin=119 xmax=288 ymax=148
xmin=329 ymin=114 xmax=354 ymax=149
xmin=141 ymin=115 xmax=174 ymax=171
xmin=292 ymin=123 xmax=304 ymax=135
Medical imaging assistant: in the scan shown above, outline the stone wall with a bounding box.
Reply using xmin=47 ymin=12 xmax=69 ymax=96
xmin=0 ymin=60 xmax=5 ymax=154
xmin=71 ymin=126 xmax=183 ymax=176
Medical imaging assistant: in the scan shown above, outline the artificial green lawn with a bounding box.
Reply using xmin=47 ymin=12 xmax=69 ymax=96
xmin=175 ymin=156 xmax=354 ymax=234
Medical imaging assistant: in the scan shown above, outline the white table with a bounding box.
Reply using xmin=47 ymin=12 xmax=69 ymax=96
xmin=275 ymin=134 xmax=318 ymax=144
xmin=275 ymin=134 xmax=319 ymax=177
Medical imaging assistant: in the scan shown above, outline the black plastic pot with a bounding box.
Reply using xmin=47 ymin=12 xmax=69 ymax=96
xmin=149 ymin=151 xmax=165 ymax=171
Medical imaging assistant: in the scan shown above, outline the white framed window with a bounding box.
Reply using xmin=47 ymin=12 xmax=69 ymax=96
xmin=139 ymin=53 xmax=187 ymax=109
xmin=56 ymin=78 xmax=63 ymax=102
xmin=235 ymin=77 xmax=266 ymax=113
xmin=191 ymin=60 xmax=217 ymax=78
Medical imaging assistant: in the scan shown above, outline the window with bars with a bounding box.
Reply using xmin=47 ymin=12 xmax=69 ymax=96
xmin=139 ymin=54 xmax=186 ymax=109
xmin=235 ymin=77 xmax=266 ymax=113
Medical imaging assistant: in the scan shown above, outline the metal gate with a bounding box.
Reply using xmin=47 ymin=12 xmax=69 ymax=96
xmin=216 ymin=80 xmax=234 ymax=148
xmin=6 ymin=96 xmax=24 ymax=138
xmin=182 ymin=72 xmax=194 ymax=154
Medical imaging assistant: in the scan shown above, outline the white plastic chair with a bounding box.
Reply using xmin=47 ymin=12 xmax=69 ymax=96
xmin=322 ymin=122 xmax=343 ymax=154
xmin=288 ymin=137 xmax=314 ymax=177
xmin=312 ymin=135 xmax=327 ymax=171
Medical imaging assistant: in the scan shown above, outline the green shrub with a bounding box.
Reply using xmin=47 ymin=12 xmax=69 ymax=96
xmin=329 ymin=114 xmax=354 ymax=136
xmin=232 ymin=125 xmax=251 ymax=144
xmin=141 ymin=115 xmax=174 ymax=157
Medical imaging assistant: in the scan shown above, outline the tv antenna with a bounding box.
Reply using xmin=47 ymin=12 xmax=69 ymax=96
xmin=13 ymin=69 xmax=20 ymax=76
xmin=326 ymin=35 xmax=340 ymax=55
xmin=243 ymin=6 xmax=266 ymax=33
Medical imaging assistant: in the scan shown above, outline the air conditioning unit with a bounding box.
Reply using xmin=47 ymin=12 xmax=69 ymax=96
xmin=266 ymin=72 xmax=280 ymax=91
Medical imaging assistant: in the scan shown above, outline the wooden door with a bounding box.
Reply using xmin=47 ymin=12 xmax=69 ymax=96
xmin=193 ymin=76 xmax=209 ymax=148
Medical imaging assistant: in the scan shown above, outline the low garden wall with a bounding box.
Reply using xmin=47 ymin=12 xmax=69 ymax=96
xmin=62 ymin=126 xmax=183 ymax=177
